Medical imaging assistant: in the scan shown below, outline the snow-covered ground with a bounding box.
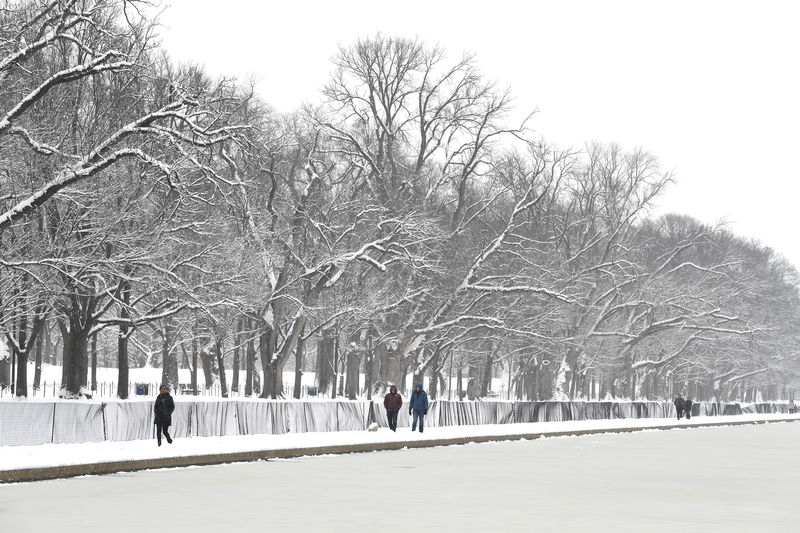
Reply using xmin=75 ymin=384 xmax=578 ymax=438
xmin=1 ymin=413 xmax=797 ymax=471
xmin=3 ymin=361 xmax=513 ymax=399
xmin=3 ymin=362 xmax=325 ymax=398
xmin=1 ymin=418 xmax=798 ymax=532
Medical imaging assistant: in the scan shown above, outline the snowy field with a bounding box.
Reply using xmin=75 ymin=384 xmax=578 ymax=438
xmin=0 ymin=361 xmax=513 ymax=399
xmin=1 ymin=419 xmax=798 ymax=531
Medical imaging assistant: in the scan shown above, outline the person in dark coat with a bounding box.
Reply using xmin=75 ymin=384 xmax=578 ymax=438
xmin=383 ymin=385 xmax=403 ymax=431
xmin=684 ymin=398 xmax=693 ymax=420
xmin=154 ymin=384 xmax=175 ymax=446
xmin=674 ymin=394 xmax=685 ymax=420
xmin=408 ymin=383 xmax=429 ymax=433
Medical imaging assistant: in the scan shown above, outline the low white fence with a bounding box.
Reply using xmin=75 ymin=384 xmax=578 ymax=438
xmin=0 ymin=399 xmax=792 ymax=447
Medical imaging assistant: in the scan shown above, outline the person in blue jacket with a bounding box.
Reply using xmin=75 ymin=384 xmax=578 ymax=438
xmin=408 ymin=382 xmax=429 ymax=433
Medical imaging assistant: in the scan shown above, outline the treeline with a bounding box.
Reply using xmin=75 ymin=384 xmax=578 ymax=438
xmin=1 ymin=0 xmax=799 ymax=402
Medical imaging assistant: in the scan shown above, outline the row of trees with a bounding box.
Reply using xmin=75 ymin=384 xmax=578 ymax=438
xmin=2 ymin=0 xmax=799 ymax=402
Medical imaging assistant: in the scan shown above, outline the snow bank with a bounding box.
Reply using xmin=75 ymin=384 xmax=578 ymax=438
xmin=1 ymin=413 xmax=797 ymax=472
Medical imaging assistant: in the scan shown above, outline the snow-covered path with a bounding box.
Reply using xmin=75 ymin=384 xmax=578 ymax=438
xmin=1 ymin=413 xmax=797 ymax=473
xmin=1 ymin=419 xmax=798 ymax=531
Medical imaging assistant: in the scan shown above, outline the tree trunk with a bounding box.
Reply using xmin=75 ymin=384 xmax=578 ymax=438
xmin=44 ymin=324 xmax=54 ymax=365
xmin=62 ymin=316 xmax=89 ymax=397
xmin=293 ymin=332 xmax=305 ymax=399
xmin=161 ymin=321 xmax=179 ymax=391
xmin=364 ymin=332 xmax=375 ymax=400
xmin=13 ymin=348 xmax=27 ymax=398
xmin=180 ymin=343 xmax=193 ymax=394
xmin=457 ymin=364 xmax=463 ymax=401
xmin=527 ymin=369 xmax=536 ymax=400
xmin=599 ymin=371 xmax=608 ymax=400
xmin=428 ymin=345 xmax=447 ymax=400
xmin=625 ymin=349 xmax=635 ymax=399
xmin=232 ymin=317 xmax=242 ymax=393
xmin=380 ymin=343 xmax=405 ymax=393
xmin=231 ymin=346 xmax=240 ymax=393
xmin=265 ymin=316 xmax=306 ymax=400
xmin=199 ymin=346 xmax=215 ymax=390
xmin=215 ymin=338 xmax=228 ymax=398
xmin=33 ymin=334 xmax=43 ymax=391
xmin=584 ymin=372 xmax=592 ymax=400
xmin=90 ymin=332 xmax=97 ymax=392
xmin=13 ymin=312 xmax=28 ymax=397
xmin=411 ymin=348 xmax=429 ymax=397
xmin=316 ymin=328 xmax=335 ymax=395
xmin=345 ymin=345 xmax=360 ymax=400
xmin=479 ymin=351 xmax=493 ymax=398
xmin=190 ymin=334 xmax=198 ymax=394
xmin=258 ymin=319 xmax=276 ymax=399
xmin=117 ymin=281 xmax=131 ymax=399
xmin=448 ymin=348 xmax=455 ymax=400
xmin=335 ymin=334 xmax=344 ymax=398
xmin=118 ymin=329 xmax=130 ymax=399
xmin=565 ymin=348 xmax=580 ymax=400
xmin=245 ymin=322 xmax=256 ymax=396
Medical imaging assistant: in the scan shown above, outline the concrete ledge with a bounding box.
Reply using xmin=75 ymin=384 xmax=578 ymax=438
xmin=3 ymin=416 xmax=797 ymax=484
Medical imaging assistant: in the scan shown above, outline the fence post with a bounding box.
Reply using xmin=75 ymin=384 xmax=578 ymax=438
xmin=101 ymin=402 xmax=107 ymax=441
xmin=50 ymin=403 xmax=56 ymax=443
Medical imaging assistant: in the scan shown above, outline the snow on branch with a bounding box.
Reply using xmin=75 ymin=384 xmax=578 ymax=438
xmin=464 ymin=283 xmax=572 ymax=303
xmin=413 ymin=315 xmax=503 ymax=335
xmin=0 ymin=51 xmax=133 ymax=135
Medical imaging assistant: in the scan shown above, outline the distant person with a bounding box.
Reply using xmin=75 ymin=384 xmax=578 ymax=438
xmin=154 ymin=384 xmax=175 ymax=446
xmin=383 ymin=385 xmax=403 ymax=432
xmin=674 ymin=394 xmax=685 ymax=420
xmin=409 ymin=383 xmax=429 ymax=433
xmin=789 ymin=399 xmax=796 ymax=414
xmin=684 ymin=398 xmax=693 ymax=420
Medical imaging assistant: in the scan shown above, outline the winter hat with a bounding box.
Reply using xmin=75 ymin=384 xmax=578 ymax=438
xmin=390 ymin=385 xmax=397 ymax=392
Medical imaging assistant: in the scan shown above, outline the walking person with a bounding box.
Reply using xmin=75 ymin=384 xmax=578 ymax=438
xmin=674 ymin=394 xmax=685 ymax=420
xmin=154 ymin=384 xmax=175 ymax=446
xmin=383 ymin=384 xmax=402 ymax=431
xmin=684 ymin=397 xmax=693 ymax=420
xmin=409 ymin=383 xmax=429 ymax=433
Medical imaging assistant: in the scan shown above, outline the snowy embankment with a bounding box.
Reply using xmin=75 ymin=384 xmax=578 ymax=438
xmin=2 ymin=413 xmax=798 ymax=475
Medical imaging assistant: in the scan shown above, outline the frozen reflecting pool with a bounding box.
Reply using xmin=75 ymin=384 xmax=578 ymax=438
xmin=2 ymin=421 xmax=798 ymax=532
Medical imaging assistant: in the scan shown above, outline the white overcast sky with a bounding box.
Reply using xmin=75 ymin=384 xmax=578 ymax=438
xmin=157 ymin=0 xmax=800 ymax=268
